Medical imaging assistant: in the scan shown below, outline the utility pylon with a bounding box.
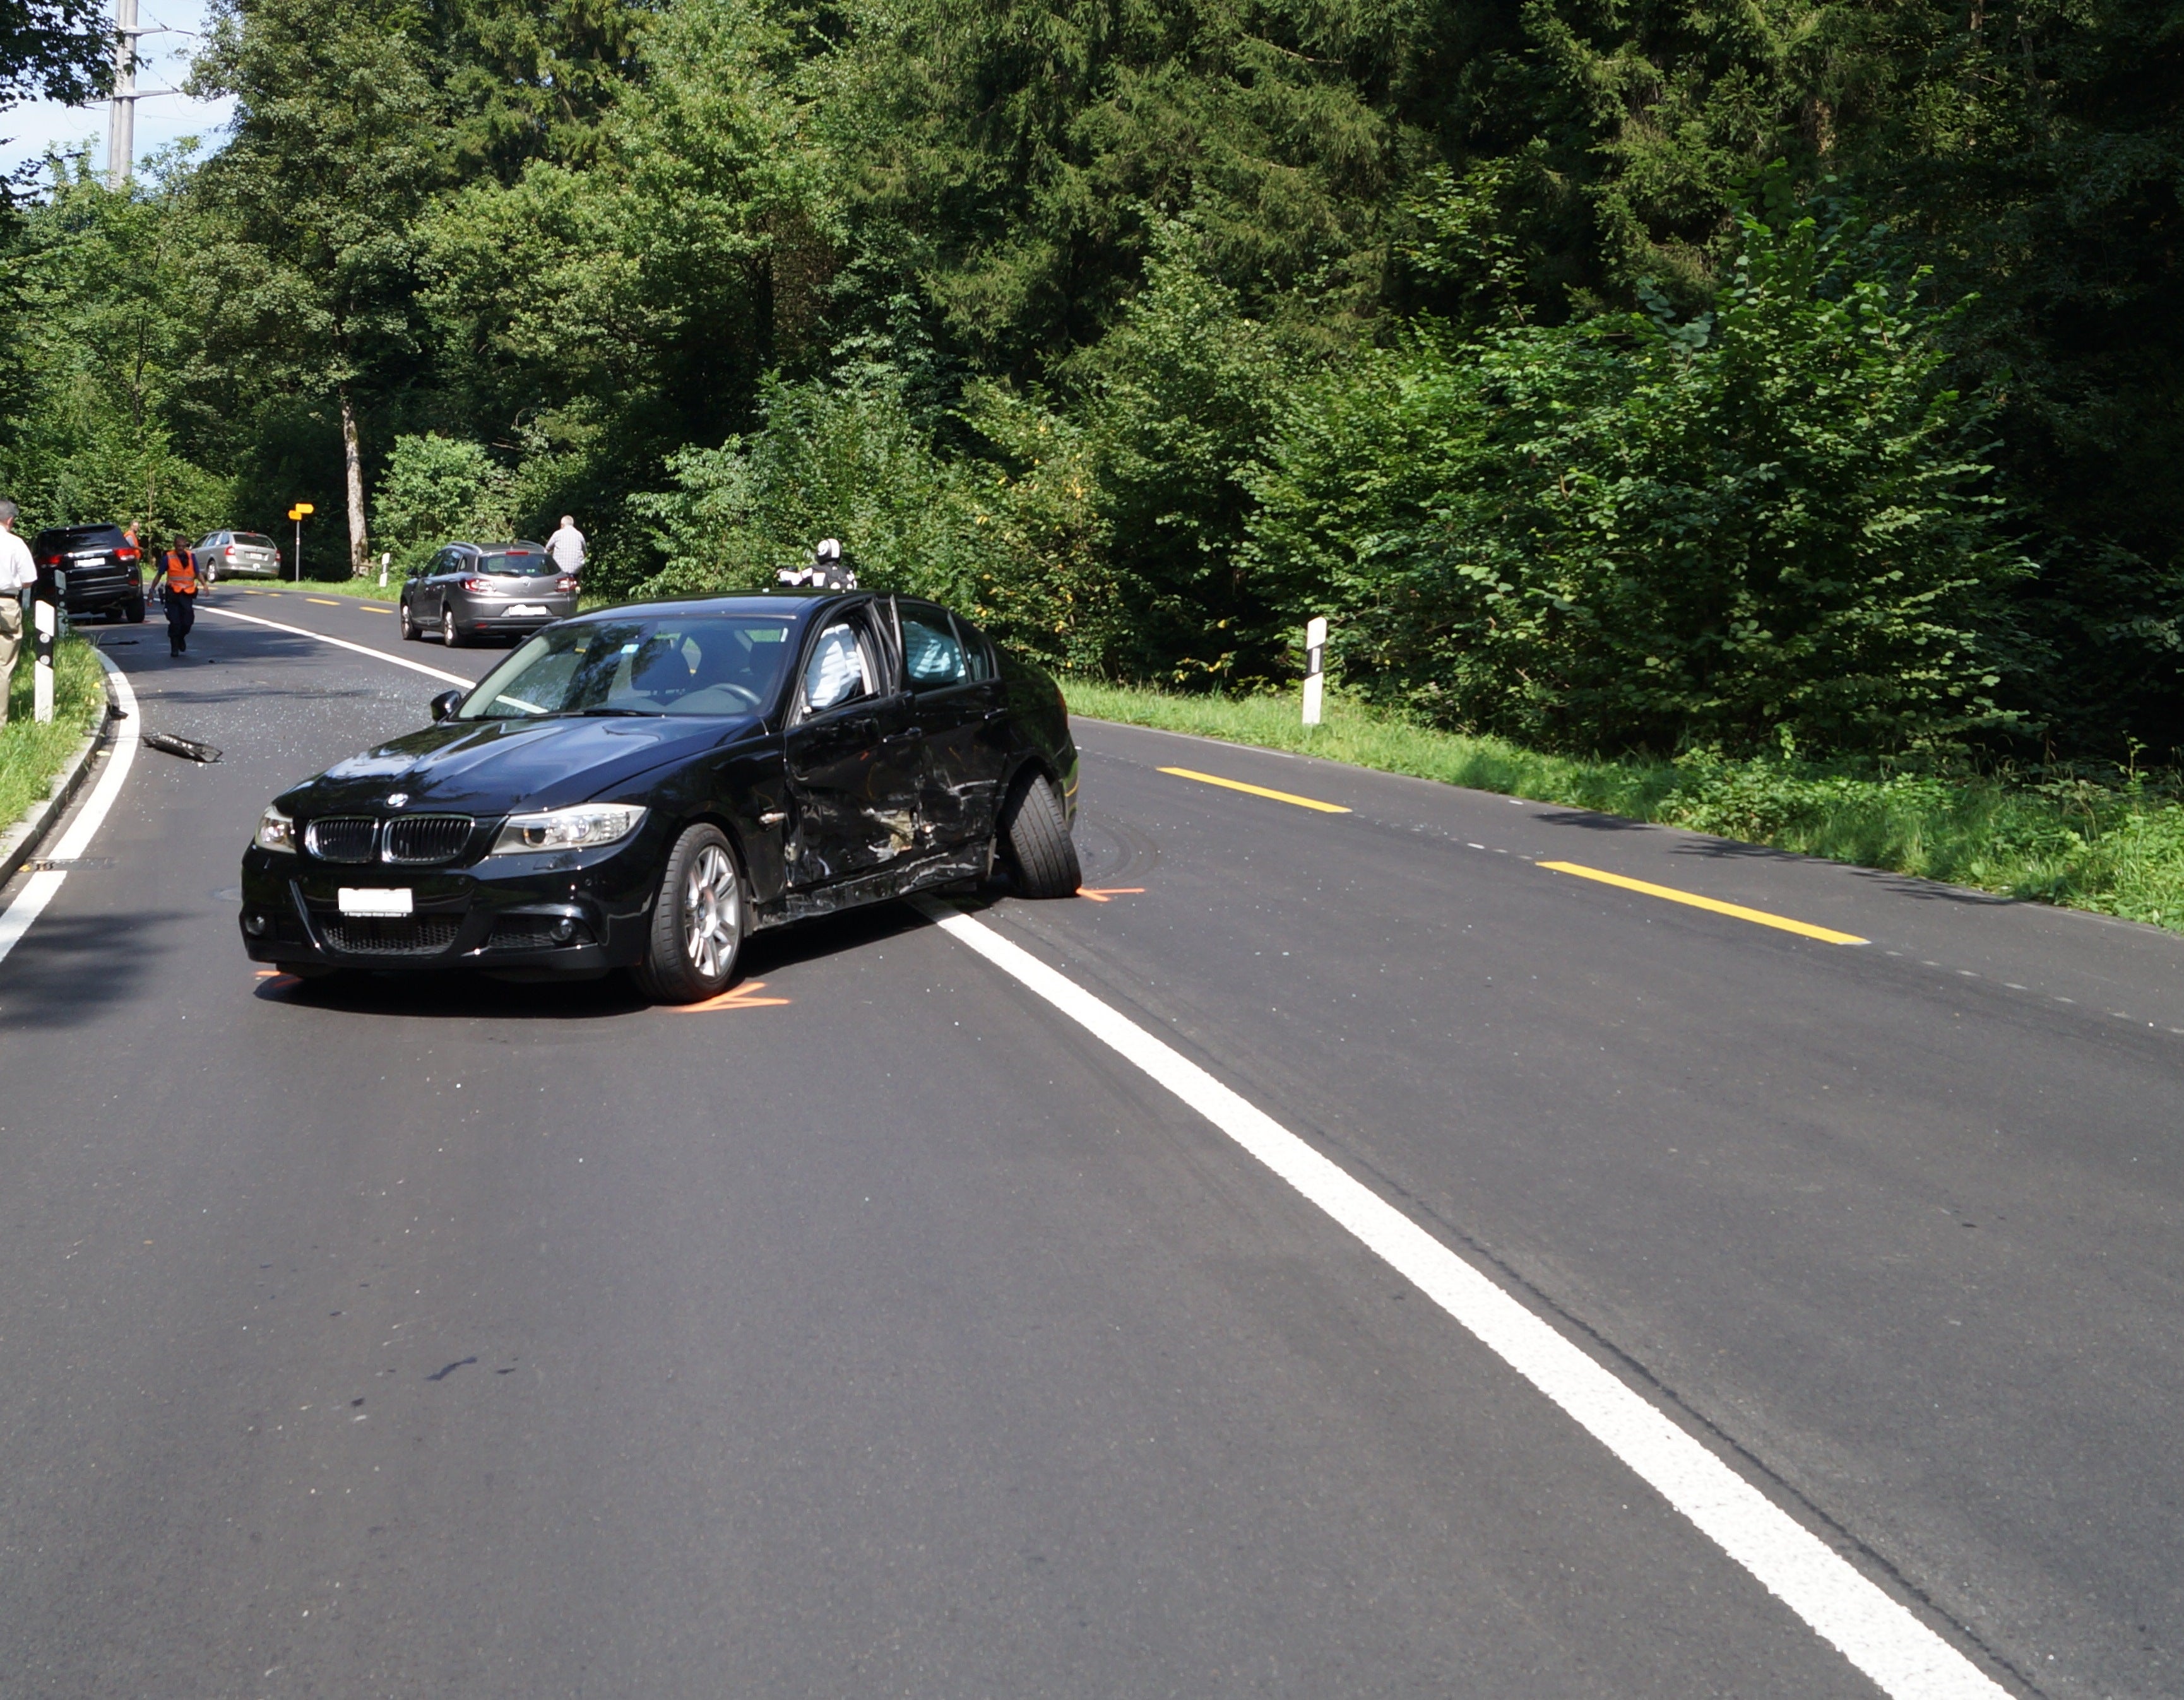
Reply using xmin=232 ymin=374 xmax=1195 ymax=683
xmin=105 ymin=0 xmax=139 ymax=189
xmin=105 ymin=0 xmax=190 ymax=189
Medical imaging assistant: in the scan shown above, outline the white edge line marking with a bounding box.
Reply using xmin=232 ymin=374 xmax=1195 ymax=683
xmin=911 ymin=897 xmax=2007 ymax=1700
xmin=0 ymin=650 xmax=143 ymax=970
xmin=203 ymin=604 xmax=469 ymax=685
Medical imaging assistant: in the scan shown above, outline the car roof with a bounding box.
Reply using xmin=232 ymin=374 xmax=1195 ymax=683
xmin=564 ymin=591 xmax=867 ymax=625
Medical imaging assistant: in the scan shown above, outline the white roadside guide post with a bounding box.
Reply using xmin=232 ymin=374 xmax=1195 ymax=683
xmin=1302 ymin=615 xmax=1327 ymax=726
xmin=32 ymin=572 xmax=59 ymax=723
xmin=377 ymin=552 xmax=390 ymax=587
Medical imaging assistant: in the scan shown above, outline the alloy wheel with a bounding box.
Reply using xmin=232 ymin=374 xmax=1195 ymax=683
xmin=680 ymin=844 xmax=740 ymax=977
xmin=442 ymin=609 xmax=458 ymax=645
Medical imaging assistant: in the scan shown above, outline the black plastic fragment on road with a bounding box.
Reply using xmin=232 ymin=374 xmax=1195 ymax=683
xmin=145 ymin=732 xmax=222 ymax=763
xmin=425 ymin=1356 xmax=478 ymax=1382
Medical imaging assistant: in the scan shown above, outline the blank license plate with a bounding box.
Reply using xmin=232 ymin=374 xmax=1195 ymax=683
xmin=506 ymin=603 xmax=549 ymax=617
xmin=338 ymin=887 xmax=413 ymax=917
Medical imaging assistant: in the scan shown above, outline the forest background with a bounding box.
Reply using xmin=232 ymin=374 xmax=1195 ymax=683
xmin=0 ymin=0 xmax=2178 ymax=770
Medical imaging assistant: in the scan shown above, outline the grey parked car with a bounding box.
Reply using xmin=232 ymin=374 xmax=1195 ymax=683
xmin=195 ymin=530 xmax=283 ymax=581
xmin=398 ymin=541 xmax=579 ymax=646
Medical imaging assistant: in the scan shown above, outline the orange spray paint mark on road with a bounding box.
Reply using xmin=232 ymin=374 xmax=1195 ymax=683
xmin=667 ymin=980 xmax=792 ymax=1013
xmin=1076 ymin=888 xmax=1145 ymax=903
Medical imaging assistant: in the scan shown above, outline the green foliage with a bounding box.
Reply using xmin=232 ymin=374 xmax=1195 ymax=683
xmin=189 ymin=0 xmax=446 ymax=387
xmin=0 ymin=637 xmax=107 ymax=837
xmin=629 ymin=370 xmax=1124 ymax=672
xmin=1250 ymin=195 xmax=2031 ymax=755
xmin=0 ymin=0 xmax=112 ymax=116
xmin=1066 ymin=225 xmax=1290 ymax=683
xmin=0 ymin=153 xmax=232 ymax=539
xmin=632 ymin=374 xmax=969 ymax=598
xmin=371 ymin=434 xmax=514 ymax=570
xmin=0 ymin=0 xmax=2176 ymax=782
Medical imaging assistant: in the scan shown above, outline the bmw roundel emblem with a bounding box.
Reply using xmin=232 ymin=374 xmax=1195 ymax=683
xmin=387 ymin=792 xmax=409 ymax=809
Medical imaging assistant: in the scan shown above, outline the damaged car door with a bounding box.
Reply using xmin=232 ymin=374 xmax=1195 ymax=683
xmin=782 ymin=601 xmax=925 ymax=887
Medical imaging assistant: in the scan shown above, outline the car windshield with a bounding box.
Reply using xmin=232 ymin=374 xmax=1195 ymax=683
xmin=477 ymin=551 xmax=555 ymax=577
xmin=457 ymin=617 xmax=795 ymax=719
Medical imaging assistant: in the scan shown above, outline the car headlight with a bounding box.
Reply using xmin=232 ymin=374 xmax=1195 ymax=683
xmin=490 ymin=803 xmax=647 ymax=856
xmin=254 ymin=805 xmax=296 ymax=853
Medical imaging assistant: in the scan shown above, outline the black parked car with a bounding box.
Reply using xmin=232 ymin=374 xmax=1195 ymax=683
xmin=240 ymin=592 xmax=1083 ymax=1001
xmin=398 ymin=540 xmax=579 ymax=645
xmin=30 ymin=524 xmax=146 ymax=622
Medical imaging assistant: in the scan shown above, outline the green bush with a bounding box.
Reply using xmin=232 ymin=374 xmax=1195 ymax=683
xmin=627 ymin=372 xmax=1123 ymax=673
xmin=1249 ymin=189 xmax=2033 ymax=758
xmin=1065 ymin=225 xmax=1290 ymax=684
xmin=371 ymin=434 xmax=516 ymax=576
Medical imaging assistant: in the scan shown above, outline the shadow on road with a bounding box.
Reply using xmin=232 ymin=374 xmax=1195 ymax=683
xmin=1532 ymin=809 xmax=1656 ymax=834
xmin=256 ymin=897 xmax=944 ymax=1021
xmin=0 ymin=908 xmax=180 ymax=1029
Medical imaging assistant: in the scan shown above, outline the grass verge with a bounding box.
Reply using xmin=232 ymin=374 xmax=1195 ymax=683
xmin=222 ymin=577 xmax=399 ymax=603
xmin=0 ymin=635 xmax=108 ymax=837
xmin=1062 ymin=679 xmax=2184 ymax=936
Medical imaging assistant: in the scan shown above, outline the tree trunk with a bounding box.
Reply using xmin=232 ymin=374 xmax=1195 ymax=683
xmin=340 ymin=384 xmax=367 ymax=576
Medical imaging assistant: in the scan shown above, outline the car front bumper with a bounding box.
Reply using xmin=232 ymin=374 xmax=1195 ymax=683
xmin=239 ymin=830 xmax=663 ymax=976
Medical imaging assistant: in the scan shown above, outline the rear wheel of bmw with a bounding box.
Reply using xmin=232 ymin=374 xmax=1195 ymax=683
xmin=997 ymin=770 xmax=1081 ymax=898
xmin=634 ymin=823 xmax=744 ymax=1004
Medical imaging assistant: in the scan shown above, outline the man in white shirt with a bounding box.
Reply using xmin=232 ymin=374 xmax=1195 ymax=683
xmin=0 ymin=500 xmax=39 ymax=724
xmin=547 ymin=515 xmax=585 ymax=579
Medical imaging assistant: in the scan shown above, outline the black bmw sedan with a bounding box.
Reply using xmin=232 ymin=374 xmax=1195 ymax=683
xmin=240 ymin=593 xmax=1082 ymax=1002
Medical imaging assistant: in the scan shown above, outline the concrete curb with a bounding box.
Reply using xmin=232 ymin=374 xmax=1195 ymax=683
xmin=0 ymin=646 xmax=119 ymax=887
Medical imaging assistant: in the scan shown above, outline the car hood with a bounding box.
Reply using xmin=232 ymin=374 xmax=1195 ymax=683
xmin=279 ymin=714 xmax=764 ymax=817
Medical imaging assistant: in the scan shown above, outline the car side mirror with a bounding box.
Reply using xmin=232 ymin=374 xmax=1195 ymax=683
xmin=429 ymin=688 xmax=464 ymax=721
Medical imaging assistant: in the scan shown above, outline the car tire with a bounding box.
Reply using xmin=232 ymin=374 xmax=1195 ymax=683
xmin=997 ymin=770 xmax=1081 ymax=898
xmin=399 ymin=602 xmax=417 ymax=641
xmin=634 ymin=824 xmax=745 ymax=1004
xmin=441 ymin=608 xmax=462 ymax=647
xmin=124 ymin=595 xmax=145 ymax=624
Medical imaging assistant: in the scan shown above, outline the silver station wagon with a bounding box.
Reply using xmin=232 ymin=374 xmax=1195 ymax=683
xmin=195 ymin=530 xmax=283 ymax=580
xmin=398 ymin=541 xmax=580 ymax=646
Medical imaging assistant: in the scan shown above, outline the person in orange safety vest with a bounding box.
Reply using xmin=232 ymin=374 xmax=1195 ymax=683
xmin=148 ymin=535 xmax=199 ymax=656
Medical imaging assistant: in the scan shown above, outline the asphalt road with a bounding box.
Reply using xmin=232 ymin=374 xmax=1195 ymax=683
xmin=1 ymin=586 xmax=2179 ymax=1699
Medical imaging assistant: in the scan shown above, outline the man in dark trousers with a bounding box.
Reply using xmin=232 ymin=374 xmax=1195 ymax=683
xmin=148 ymin=534 xmax=199 ymax=656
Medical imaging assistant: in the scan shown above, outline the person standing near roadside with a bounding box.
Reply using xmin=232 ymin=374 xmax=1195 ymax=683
xmin=547 ymin=514 xmax=586 ymax=581
xmin=0 ymin=500 xmax=35 ymax=722
xmin=148 ymin=534 xmax=199 ymax=657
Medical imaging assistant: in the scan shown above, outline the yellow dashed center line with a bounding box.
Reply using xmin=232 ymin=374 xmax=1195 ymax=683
xmin=1539 ymin=861 xmax=1868 ymax=945
xmin=305 ymin=596 xmax=342 ymax=606
xmin=1158 ymin=767 xmax=1351 ymax=813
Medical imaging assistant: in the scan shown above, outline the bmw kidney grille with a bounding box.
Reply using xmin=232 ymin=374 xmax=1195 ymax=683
xmin=304 ymin=817 xmax=376 ymax=863
xmin=383 ymin=815 xmax=475 ymax=865
xmin=304 ymin=814 xmax=474 ymax=865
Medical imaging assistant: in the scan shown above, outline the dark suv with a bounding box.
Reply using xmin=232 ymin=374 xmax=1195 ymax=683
xmin=398 ymin=541 xmax=578 ymax=646
xmin=31 ymin=524 xmax=146 ymax=623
